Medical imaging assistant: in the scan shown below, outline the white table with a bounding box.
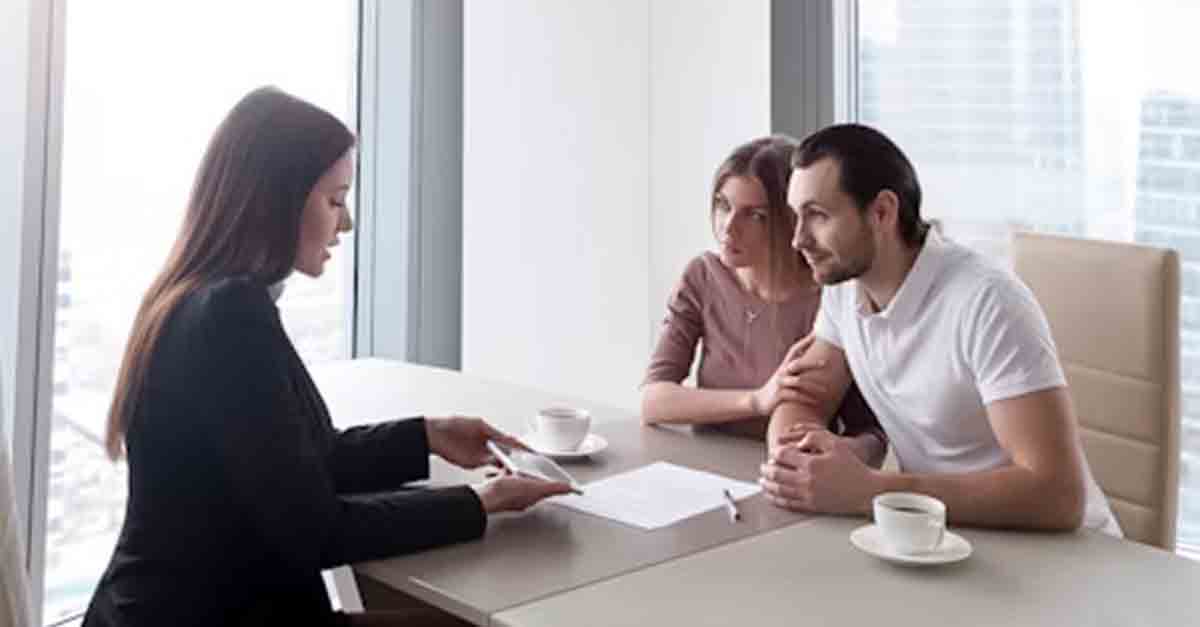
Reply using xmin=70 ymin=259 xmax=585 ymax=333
xmin=313 ymin=358 xmax=1200 ymax=626
xmin=495 ymin=515 xmax=1200 ymax=626
xmin=311 ymin=358 xmax=811 ymax=624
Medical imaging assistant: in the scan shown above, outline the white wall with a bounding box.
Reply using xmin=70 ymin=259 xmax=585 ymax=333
xmin=1 ymin=0 xmax=31 ymax=446
xmin=648 ymin=0 xmax=771 ymax=345
xmin=463 ymin=1 xmax=770 ymax=412
xmin=463 ymin=0 xmax=651 ymax=410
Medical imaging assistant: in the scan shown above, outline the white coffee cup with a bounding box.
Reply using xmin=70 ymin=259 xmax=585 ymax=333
xmin=530 ymin=407 xmax=591 ymax=452
xmin=872 ymin=492 xmax=946 ymax=555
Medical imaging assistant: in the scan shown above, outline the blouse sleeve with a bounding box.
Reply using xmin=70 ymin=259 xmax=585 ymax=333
xmin=643 ymin=258 xmax=706 ymax=385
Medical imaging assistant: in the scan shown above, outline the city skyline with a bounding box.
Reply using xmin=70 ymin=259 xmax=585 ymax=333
xmin=1134 ymin=90 xmax=1200 ymax=538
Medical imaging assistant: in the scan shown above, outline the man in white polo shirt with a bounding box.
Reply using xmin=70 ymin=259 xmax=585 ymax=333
xmin=760 ymin=123 xmax=1119 ymax=535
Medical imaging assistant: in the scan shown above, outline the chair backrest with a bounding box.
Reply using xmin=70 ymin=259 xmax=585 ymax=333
xmin=1013 ymin=231 xmax=1180 ymax=549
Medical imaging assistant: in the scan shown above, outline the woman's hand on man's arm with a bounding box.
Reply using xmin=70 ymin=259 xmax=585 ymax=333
xmin=765 ymin=337 xmax=854 ymax=457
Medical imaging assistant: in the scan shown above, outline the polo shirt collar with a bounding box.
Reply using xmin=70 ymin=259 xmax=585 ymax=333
xmin=855 ymin=229 xmax=945 ymax=322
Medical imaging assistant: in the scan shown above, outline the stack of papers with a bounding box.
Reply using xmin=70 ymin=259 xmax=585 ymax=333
xmin=552 ymin=462 xmax=760 ymax=530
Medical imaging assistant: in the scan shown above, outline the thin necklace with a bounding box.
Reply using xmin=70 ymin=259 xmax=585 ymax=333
xmin=739 ymin=278 xmax=773 ymax=325
xmin=734 ymin=264 xmax=794 ymax=325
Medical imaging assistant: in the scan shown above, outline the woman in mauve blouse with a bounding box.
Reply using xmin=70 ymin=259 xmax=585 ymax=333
xmin=641 ymin=136 xmax=885 ymax=465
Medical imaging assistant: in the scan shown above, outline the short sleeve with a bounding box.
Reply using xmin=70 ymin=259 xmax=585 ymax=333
xmin=964 ymin=278 xmax=1067 ymax=405
xmin=643 ymin=258 xmax=706 ymax=385
xmin=812 ymin=286 xmax=844 ymax=349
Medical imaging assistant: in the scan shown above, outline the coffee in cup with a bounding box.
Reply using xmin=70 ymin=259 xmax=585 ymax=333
xmin=872 ymin=492 xmax=946 ymax=555
xmin=530 ymin=406 xmax=591 ymax=452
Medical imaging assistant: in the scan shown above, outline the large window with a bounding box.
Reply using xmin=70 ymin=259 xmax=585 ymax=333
xmin=857 ymin=0 xmax=1200 ymax=554
xmin=43 ymin=1 xmax=357 ymax=622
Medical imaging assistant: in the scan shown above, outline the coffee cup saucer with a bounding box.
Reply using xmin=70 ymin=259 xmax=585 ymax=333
xmin=521 ymin=432 xmax=608 ymax=459
xmin=849 ymin=523 xmax=972 ymax=566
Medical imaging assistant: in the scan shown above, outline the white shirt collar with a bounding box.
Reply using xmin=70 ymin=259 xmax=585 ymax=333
xmin=855 ymin=229 xmax=945 ymax=323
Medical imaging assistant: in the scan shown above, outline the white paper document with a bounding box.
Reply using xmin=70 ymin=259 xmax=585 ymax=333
xmin=551 ymin=462 xmax=761 ymax=530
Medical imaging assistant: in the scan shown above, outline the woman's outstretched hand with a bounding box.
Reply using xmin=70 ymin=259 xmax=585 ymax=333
xmin=471 ymin=475 xmax=574 ymax=514
xmin=425 ymin=416 xmax=526 ymax=469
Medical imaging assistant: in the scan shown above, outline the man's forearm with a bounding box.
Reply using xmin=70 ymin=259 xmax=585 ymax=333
xmin=873 ymin=464 xmax=1085 ymax=531
xmin=766 ymin=401 xmax=828 ymax=456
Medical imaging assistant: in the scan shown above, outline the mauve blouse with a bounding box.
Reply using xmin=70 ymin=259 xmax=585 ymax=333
xmin=644 ymin=252 xmax=880 ymax=440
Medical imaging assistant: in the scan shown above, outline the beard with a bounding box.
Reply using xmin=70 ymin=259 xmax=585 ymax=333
xmin=818 ymin=258 xmax=869 ymax=285
xmin=807 ymin=236 xmax=874 ymax=286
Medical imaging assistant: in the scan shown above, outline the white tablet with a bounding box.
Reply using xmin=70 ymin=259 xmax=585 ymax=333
xmin=487 ymin=440 xmax=584 ymax=494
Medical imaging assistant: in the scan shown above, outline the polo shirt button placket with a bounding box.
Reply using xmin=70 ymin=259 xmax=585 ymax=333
xmin=868 ymin=317 xmax=887 ymax=372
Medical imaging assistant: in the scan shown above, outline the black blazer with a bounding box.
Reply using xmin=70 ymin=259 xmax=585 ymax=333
xmin=83 ymin=277 xmax=485 ymax=626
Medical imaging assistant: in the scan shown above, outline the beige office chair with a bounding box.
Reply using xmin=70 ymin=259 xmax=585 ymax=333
xmin=1013 ymin=231 xmax=1181 ymax=549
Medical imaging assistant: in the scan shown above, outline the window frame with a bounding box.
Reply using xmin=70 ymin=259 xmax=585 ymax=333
xmin=769 ymin=0 xmax=858 ymax=135
xmin=357 ymin=0 xmax=464 ymax=369
xmin=14 ymin=1 xmax=67 ymax=624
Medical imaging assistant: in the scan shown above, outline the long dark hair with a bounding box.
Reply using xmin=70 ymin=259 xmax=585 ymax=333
xmin=710 ymin=135 xmax=806 ymax=289
xmin=105 ymin=86 xmax=354 ymax=459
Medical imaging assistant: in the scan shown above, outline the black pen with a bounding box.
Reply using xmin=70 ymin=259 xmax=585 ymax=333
xmin=722 ymin=488 xmax=741 ymax=522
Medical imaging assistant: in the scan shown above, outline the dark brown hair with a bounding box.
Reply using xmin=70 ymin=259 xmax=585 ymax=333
xmin=792 ymin=123 xmax=927 ymax=246
xmin=710 ymin=135 xmax=806 ymax=283
xmin=104 ymin=86 xmax=354 ymax=459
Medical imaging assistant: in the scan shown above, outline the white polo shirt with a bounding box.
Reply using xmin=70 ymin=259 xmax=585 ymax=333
xmin=814 ymin=231 xmax=1120 ymax=536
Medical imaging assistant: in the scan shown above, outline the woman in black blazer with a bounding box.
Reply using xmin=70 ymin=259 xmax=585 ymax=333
xmin=82 ymin=87 xmax=569 ymax=627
